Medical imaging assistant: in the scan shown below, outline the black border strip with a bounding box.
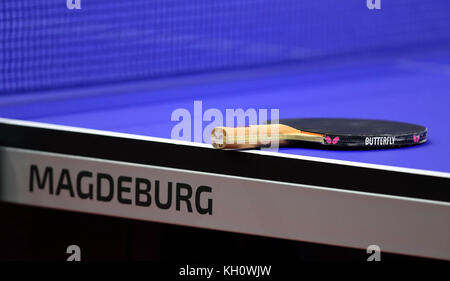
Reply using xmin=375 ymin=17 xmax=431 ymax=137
xmin=0 ymin=122 xmax=449 ymax=202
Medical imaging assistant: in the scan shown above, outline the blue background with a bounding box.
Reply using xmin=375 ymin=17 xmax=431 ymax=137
xmin=2 ymin=0 xmax=450 ymax=94
xmin=1 ymin=1 xmax=450 ymax=172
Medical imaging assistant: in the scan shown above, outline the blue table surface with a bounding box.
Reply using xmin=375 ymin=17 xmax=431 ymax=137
xmin=1 ymin=49 xmax=450 ymax=173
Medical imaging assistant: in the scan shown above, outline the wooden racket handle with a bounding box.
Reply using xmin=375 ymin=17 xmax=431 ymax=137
xmin=211 ymin=124 xmax=304 ymax=149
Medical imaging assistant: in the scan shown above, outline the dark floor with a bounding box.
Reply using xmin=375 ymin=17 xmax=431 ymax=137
xmin=0 ymin=202 xmax=439 ymax=262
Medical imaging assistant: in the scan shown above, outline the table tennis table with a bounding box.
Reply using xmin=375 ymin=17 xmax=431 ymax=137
xmin=1 ymin=47 xmax=449 ymax=260
xmin=2 ymin=0 xmax=450 ymax=262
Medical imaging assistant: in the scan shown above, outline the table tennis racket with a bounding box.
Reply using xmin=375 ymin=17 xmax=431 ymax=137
xmin=211 ymin=118 xmax=427 ymax=149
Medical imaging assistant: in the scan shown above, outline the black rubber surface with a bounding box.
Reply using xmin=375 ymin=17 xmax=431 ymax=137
xmin=271 ymin=118 xmax=427 ymax=147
